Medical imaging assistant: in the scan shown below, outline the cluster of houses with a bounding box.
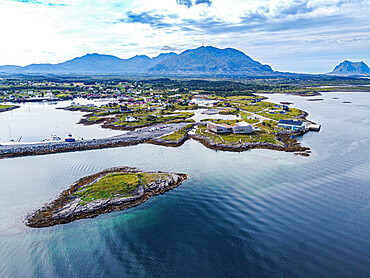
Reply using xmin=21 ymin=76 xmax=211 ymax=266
xmin=267 ymin=104 xmax=290 ymax=114
xmin=207 ymin=121 xmax=254 ymax=134
xmin=245 ymin=98 xmax=263 ymax=106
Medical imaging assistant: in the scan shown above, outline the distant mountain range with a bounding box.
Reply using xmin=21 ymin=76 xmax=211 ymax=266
xmin=0 ymin=46 xmax=273 ymax=76
xmin=329 ymin=60 xmax=370 ymax=76
xmin=0 ymin=52 xmax=178 ymax=75
xmin=0 ymin=46 xmax=368 ymax=77
xmin=149 ymin=46 xmax=273 ymax=75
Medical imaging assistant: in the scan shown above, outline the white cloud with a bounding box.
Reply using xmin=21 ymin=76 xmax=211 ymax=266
xmin=0 ymin=0 xmax=368 ymax=73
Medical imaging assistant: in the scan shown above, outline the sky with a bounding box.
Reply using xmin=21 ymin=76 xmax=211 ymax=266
xmin=0 ymin=0 xmax=369 ymax=73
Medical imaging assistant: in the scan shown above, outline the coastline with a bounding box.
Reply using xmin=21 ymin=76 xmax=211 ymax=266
xmin=0 ymin=105 xmax=20 ymax=113
xmin=149 ymin=131 xmax=310 ymax=156
xmin=59 ymin=106 xmax=194 ymax=131
xmin=25 ymin=166 xmax=188 ymax=228
xmin=0 ymin=120 xmax=311 ymax=159
xmin=0 ymin=95 xmax=314 ymax=159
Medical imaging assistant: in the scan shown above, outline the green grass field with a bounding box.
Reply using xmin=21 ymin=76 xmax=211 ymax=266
xmin=87 ymin=116 xmax=104 ymax=122
xmin=196 ymin=125 xmax=279 ymax=145
xmin=0 ymin=104 xmax=12 ymax=110
xmin=257 ymin=107 xmax=302 ymax=121
xmin=160 ymin=124 xmax=193 ymax=141
xmin=113 ymin=112 xmax=194 ymax=127
xmin=75 ymin=172 xmax=169 ymax=205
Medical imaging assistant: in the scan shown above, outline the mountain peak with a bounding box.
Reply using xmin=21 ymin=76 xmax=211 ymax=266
xmin=330 ymin=60 xmax=370 ymax=76
xmin=82 ymin=53 xmax=105 ymax=57
xmin=149 ymin=46 xmax=273 ymax=75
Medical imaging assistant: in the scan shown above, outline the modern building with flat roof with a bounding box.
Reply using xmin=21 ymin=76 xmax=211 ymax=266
xmin=207 ymin=121 xmax=253 ymax=134
xmin=207 ymin=122 xmax=233 ymax=134
xmin=278 ymin=120 xmax=305 ymax=131
xmin=232 ymin=121 xmax=253 ymax=134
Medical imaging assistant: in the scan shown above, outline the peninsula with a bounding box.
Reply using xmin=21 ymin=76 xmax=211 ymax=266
xmin=0 ymin=104 xmax=19 ymax=113
xmin=0 ymin=92 xmax=317 ymax=158
xmin=25 ymin=166 xmax=188 ymax=228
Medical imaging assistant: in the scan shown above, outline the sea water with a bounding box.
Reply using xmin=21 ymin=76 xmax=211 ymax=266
xmin=0 ymin=92 xmax=368 ymax=277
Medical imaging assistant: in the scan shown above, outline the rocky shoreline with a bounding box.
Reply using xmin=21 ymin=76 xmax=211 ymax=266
xmin=189 ymin=133 xmax=310 ymax=156
xmin=148 ymin=134 xmax=189 ymax=148
xmin=149 ymin=130 xmax=310 ymax=155
xmin=25 ymin=166 xmax=188 ymax=228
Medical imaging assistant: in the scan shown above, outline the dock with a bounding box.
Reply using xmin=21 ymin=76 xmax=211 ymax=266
xmin=307 ymin=124 xmax=321 ymax=131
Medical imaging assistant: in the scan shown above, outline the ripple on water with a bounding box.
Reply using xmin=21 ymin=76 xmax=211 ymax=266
xmin=0 ymin=92 xmax=369 ymax=277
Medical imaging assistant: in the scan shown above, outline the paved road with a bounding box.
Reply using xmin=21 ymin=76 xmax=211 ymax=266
xmin=0 ymin=123 xmax=189 ymax=156
xmin=239 ymin=109 xmax=278 ymax=123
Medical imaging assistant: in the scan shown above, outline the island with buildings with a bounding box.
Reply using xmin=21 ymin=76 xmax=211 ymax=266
xmin=57 ymin=92 xmax=319 ymax=156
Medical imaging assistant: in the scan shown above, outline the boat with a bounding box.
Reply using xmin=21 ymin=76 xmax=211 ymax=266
xmin=51 ymin=134 xmax=62 ymax=141
xmin=65 ymin=133 xmax=76 ymax=142
xmin=41 ymin=134 xmax=62 ymax=142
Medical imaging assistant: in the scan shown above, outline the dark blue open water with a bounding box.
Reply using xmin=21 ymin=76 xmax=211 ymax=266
xmin=0 ymin=92 xmax=369 ymax=277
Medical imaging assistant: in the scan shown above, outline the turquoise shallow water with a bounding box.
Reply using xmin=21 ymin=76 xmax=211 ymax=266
xmin=0 ymin=92 xmax=369 ymax=277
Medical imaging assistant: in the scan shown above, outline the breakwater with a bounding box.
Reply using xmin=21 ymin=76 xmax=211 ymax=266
xmin=0 ymin=123 xmax=189 ymax=159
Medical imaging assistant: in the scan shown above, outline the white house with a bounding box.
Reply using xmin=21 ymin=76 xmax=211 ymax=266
xmin=126 ymin=116 xmax=137 ymax=122
xmin=207 ymin=122 xmax=233 ymax=134
xmin=232 ymin=121 xmax=253 ymax=134
xmin=207 ymin=121 xmax=253 ymax=134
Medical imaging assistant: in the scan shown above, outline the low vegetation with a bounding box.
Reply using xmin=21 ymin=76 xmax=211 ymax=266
xmin=195 ymin=124 xmax=280 ymax=145
xmin=160 ymin=124 xmax=193 ymax=141
xmin=0 ymin=104 xmax=17 ymax=112
xmin=87 ymin=116 xmax=104 ymax=122
xmin=113 ymin=112 xmax=194 ymax=127
xmin=0 ymin=104 xmax=12 ymax=109
xmin=75 ymin=172 xmax=169 ymax=205
xmin=257 ymin=107 xmax=302 ymax=121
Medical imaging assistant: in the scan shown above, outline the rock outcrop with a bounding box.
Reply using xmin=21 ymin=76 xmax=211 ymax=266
xmin=25 ymin=167 xmax=188 ymax=228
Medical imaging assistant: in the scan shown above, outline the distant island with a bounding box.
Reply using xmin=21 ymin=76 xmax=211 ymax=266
xmin=25 ymin=166 xmax=188 ymax=228
xmin=329 ymin=60 xmax=370 ymax=76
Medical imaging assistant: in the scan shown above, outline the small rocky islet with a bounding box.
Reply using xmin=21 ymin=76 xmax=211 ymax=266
xmin=25 ymin=166 xmax=188 ymax=228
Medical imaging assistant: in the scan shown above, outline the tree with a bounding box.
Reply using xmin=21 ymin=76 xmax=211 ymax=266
xmin=146 ymin=115 xmax=157 ymax=122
